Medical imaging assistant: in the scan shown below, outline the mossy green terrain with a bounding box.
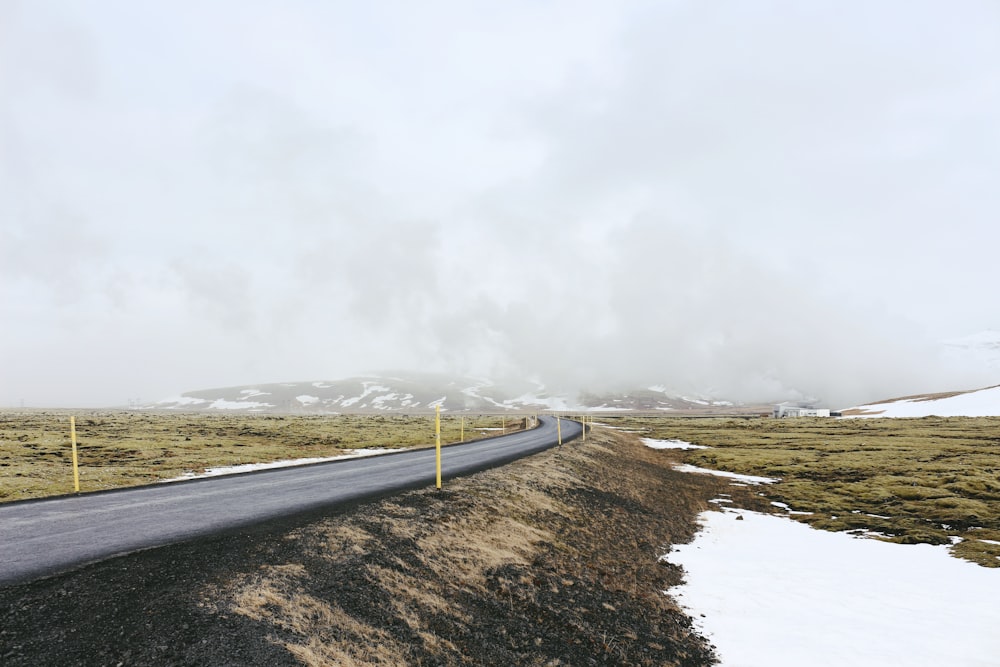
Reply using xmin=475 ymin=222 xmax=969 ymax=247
xmin=0 ymin=411 xmax=525 ymax=502
xmin=604 ymin=415 xmax=1000 ymax=567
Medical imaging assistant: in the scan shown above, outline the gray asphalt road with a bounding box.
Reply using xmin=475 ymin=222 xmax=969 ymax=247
xmin=0 ymin=415 xmax=582 ymax=586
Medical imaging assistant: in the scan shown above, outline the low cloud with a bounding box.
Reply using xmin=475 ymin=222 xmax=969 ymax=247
xmin=2 ymin=1 xmax=997 ymax=407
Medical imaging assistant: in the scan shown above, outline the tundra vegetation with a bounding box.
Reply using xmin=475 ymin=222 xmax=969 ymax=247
xmin=0 ymin=411 xmax=524 ymax=502
xmin=604 ymin=415 xmax=1000 ymax=567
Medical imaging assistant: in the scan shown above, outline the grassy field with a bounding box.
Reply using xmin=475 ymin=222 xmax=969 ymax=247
xmin=602 ymin=415 xmax=1000 ymax=567
xmin=0 ymin=411 xmax=527 ymax=502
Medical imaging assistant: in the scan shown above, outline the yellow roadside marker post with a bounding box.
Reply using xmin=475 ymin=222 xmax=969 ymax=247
xmin=582 ymin=415 xmax=586 ymax=442
xmin=460 ymin=415 xmax=465 ymax=443
xmin=557 ymin=417 xmax=562 ymax=445
xmin=435 ymin=405 xmax=442 ymax=490
xmin=70 ymin=416 xmax=80 ymax=493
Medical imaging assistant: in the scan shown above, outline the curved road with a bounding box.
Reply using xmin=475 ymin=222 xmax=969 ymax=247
xmin=0 ymin=416 xmax=582 ymax=586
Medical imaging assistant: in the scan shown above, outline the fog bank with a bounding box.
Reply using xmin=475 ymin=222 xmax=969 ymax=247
xmin=2 ymin=1 xmax=997 ymax=407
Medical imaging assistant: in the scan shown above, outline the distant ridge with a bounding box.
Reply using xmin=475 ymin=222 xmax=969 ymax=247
xmin=150 ymin=373 xmax=751 ymax=414
xmin=140 ymin=330 xmax=1000 ymax=415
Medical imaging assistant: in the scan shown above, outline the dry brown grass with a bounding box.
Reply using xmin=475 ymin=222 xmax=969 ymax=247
xmin=226 ymin=475 xmax=559 ymax=663
xmin=236 ymin=574 xmax=405 ymax=666
xmin=0 ymin=410 xmax=527 ymax=502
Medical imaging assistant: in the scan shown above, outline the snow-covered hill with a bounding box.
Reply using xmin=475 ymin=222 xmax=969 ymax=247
xmin=842 ymin=384 xmax=1000 ymax=418
xmin=151 ymin=374 xmax=753 ymax=414
xmin=153 ymin=374 xmax=569 ymax=413
xmin=580 ymin=386 xmax=740 ymax=412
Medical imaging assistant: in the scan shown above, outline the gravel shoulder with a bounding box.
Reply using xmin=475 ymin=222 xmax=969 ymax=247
xmin=1 ymin=427 xmax=765 ymax=666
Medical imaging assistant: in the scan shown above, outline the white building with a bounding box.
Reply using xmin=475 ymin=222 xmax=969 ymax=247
xmin=773 ymin=405 xmax=831 ymax=418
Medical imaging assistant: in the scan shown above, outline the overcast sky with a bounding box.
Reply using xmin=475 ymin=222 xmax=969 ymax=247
xmin=2 ymin=0 xmax=998 ymax=408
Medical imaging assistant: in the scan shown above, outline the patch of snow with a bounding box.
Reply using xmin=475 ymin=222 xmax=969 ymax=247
xmin=296 ymin=395 xmax=319 ymax=405
xmin=370 ymin=393 xmax=400 ymax=408
xmin=461 ymin=384 xmax=511 ymax=409
xmin=164 ymin=448 xmax=403 ymax=481
xmin=208 ymin=398 xmax=274 ymax=410
xmin=642 ymin=437 xmax=707 ymax=450
xmin=311 ymin=381 xmax=333 ymax=388
xmin=682 ymin=396 xmax=711 ymax=405
xmin=593 ymin=423 xmax=648 ymax=431
xmin=460 ymin=382 xmax=492 ymax=398
xmin=665 ymin=508 xmax=1000 ymax=666
xmin=673 ymin=464 xmax=778 ymax=485
xmin=239 ymin=389 xmax=270 ymax=398
xmin=341 ymin=382 xmax=391 ymax=408
xmin=158 ymin=395 xmax=208 ymax=406
xmin=505 ymin=392 xmax=576 ymax=411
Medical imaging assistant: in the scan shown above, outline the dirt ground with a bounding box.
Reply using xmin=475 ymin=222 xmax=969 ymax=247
xmin=0 ymin=427 xmax=769 ymax=666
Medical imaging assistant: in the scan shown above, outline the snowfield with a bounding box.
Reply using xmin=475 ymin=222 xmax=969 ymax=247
xmin=207 ymin=398 xmax=274 ymax=411
xmin=163 ymin=448 xmax=401 ymax=481
xmin=671 ymin=464 xmax=778 ymax=485
xmin=844 ymin=384 xmax=1000 ymax=417
xmin=641 ymin=437 xmax=707 ymax=450
xmin=666 ymin=507 xmax=1000 ymax=666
